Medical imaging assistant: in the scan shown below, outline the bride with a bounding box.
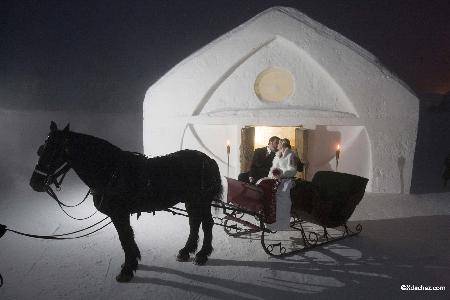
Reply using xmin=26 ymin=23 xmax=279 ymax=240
xmin=266 ymin=138 xmax=298 ymax=230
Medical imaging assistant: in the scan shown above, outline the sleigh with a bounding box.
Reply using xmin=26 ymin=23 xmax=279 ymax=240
xmin=221 ymin=171 xmax=368 ymax=257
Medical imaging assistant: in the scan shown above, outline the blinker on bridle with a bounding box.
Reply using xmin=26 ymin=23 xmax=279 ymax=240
xmin=33 ymin=139 xmax=71 ymax=191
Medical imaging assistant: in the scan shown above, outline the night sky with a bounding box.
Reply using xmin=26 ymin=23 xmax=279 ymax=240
xmin=1 ymin=0 xmax=449 ymax=113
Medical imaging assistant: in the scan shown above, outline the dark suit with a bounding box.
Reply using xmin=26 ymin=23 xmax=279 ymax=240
xmin=249 ymin=147 xmax=276 ymax=183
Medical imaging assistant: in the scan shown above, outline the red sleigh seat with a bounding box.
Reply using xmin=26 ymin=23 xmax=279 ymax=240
xmin=226 ymin=177 xmax=278 ymax=224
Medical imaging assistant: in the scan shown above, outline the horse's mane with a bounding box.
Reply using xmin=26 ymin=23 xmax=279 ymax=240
xmin=68 ymin=131 xmax=122 ymax=154
xmin=65 ymin=131 xmax=124 ymax=182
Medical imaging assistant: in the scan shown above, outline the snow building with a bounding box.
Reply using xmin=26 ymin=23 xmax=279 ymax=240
xmin=143 ymin=7 xmax=419 ymax=193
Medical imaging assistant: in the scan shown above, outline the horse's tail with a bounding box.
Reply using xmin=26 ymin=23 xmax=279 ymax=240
xmin=208 ymin=157 xmax=223 ymax=204
xmin=205 ymin=157 xmax=223 ymax=216
xmin=198 ymin=153 xmax=223 ymax=208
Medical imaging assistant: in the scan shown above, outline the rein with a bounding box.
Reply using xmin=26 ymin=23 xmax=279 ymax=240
xmin=46 ymin=187 xmax=99 ymax=221
xmin=0 ymin=217 xmax=111 ymax=241
xmin=35 ymin=160 xmax=100 ymax=220
xmin=0 ymin=215 xmax=111 ymax=288
xmin=0 ymin=162 xmax=112 ymax=288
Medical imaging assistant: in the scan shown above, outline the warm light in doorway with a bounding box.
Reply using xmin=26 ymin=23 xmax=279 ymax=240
xmin=254 ymin=126 xmax=296 ymax=148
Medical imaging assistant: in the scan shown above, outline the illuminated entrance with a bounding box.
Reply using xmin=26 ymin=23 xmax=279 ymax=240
xmin=240 ymin=126 xmax=308 ymax=179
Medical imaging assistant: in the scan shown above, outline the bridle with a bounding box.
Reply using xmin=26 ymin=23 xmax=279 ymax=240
xmin=32 ymin=136 xmax=96 ymax=220
xmin=33 ymin=136 xmax=73 ymax=202
xmin=34 ymin=160 xmax=71 ymax=193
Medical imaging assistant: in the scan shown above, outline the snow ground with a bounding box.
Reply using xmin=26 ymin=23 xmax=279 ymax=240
xmin=0 ymin=110 xmax=449 ymax=299
xmin=0 ymin=182 xmax=448 ymax=300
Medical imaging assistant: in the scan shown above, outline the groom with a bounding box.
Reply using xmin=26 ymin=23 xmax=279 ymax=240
xmin=239 ymin=136 xmax=280 ymax=184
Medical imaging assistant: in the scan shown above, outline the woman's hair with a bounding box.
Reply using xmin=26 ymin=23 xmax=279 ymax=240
xmin=280 ymin=138 xmax=291 ymax=149
xmin=277 ymin=138 xmax=291 ymax=158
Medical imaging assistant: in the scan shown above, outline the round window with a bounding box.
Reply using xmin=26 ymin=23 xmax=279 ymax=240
xmin=254 ymin=68 xmax=294 ymax=102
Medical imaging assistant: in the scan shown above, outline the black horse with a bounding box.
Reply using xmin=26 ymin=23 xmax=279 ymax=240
xmin=29 ymin=122 xmax=223 ymax=282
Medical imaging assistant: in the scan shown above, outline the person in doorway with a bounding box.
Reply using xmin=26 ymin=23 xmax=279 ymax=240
xmin=238 ymin=136 xmax=280 ymax=184
xmin=269 ymin=138 xmax=298 ymax=180
xmin=266 ymin=138 xmax=299 ymax=230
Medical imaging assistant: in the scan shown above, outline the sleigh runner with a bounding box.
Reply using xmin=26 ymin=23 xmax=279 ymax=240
xmin=219 ymin=171 xmax=368 ymax=256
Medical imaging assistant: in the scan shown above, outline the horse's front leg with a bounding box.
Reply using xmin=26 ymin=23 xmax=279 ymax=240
xmin=111 ymin=214 xmax=141 ymax=282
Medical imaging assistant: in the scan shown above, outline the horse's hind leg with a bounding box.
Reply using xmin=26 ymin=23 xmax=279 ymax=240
xmin=177 ymin=203 xmax=201 ymax=262
xmin=194 ymin=209 xmax=214 ymax=265
xmin=111 ymin=215 xmax=141 ymax=282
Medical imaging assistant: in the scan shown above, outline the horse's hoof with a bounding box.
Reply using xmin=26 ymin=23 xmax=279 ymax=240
xmin=177 ymin=251 xmax=190 ymax=262
xmin=193 ymin=255 xmax=208 ymax=265
xmin=116 ymin=270 xmax=133 ymax=282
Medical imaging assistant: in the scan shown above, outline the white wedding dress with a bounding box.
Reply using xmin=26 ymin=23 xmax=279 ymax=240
xmin=266 ymin=148 xmax=298 ymax=231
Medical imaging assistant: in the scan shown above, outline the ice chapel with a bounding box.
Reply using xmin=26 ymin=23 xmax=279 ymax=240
xmin=143 ymin=7 xmax=419 ymax=193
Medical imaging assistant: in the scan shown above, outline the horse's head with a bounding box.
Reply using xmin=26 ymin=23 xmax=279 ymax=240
xmin=30 ymin=121 xmax=71 ymax=192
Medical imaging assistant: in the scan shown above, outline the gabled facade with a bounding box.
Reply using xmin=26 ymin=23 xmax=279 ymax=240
xmin=143 ymin=7 xmax=419 ymax=193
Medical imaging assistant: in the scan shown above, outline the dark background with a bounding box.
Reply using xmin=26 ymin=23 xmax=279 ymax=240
xmin=1 ymin=0 xmax=449 ymax=113
xmin=1 ymin=0 xmax=449 ymax=193
xmin=0 ymin=3 xmax=448 ymax=297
